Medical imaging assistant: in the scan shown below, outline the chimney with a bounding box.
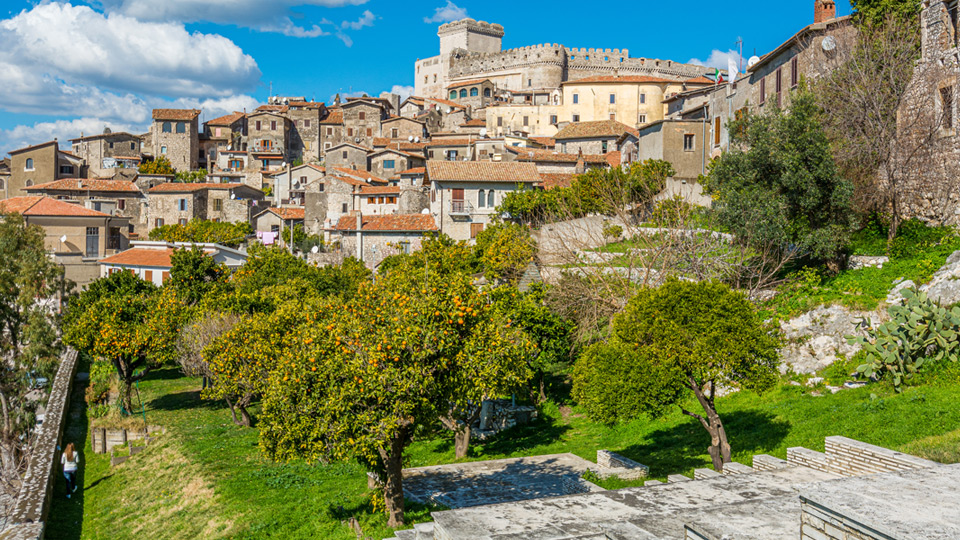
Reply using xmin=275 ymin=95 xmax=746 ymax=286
xmin=814 ymin=0 xmax=836 ymax=24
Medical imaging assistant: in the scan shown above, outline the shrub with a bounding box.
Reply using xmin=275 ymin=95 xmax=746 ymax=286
xmin=86 ymin=358 xmax=116 ymax=405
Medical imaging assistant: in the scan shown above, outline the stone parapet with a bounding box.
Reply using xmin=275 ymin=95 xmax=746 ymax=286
xmin=753 ymin=454 xmax=790 ymax=471
xmin=824 ymin=436 xmax=939 ymax=477
xmin=788 ymin=447 xmax=832 ymax=473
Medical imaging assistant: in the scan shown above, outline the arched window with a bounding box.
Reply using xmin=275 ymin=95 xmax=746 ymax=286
xmin=483 ymin=88 xmax=491 ymax=97
xmin=0 ymin=179 xmax=5 ymax=190
xmin=162 ymin=122 xmax=172 ymax=133
xmin=470 ymin=88 xmax=479 ymax=97
xmin=25 ymin=179 xmax=33 ymax=187
xmin=487 ymin=189 xmax=495 ymax=208
xmin=478 ymin=189 xmax=486 ymax=208
xmin=459 ymin=89 xmax=467 ymax=98
xmin=25 ymin=158 xmax=34 ymax=170
xmin=450 ymin=91 xmax=457 ymax=100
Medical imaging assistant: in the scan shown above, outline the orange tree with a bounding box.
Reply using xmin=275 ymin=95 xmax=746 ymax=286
xmin=257 ymin=261 xmax=535 ymax=528
xmin=65 ymin=287 xmax=183 ymax=412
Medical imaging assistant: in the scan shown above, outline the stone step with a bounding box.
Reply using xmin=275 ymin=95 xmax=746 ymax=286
xmin=393 ymin=529 xmax=417 ymax=540
xmin=787 ymin=446 xmax=831 ymax=473
xmin=413 ymin=521 xmax=434 ymax=540
xmin=752 ymin=454 xmax=789 ymax=471
xmin=720 ymin=462 xmax=754 ymax=475
xmin=693 ymin=468 xmax=721 ymax=480
xmin=667 ymin=474 xmax=691 ymax=483
xmin=643 ymin=479 xmax=663 ymax=486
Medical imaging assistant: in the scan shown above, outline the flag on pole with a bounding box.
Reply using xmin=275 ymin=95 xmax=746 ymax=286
xmin=713 ymin=67 xmax=725 ymax=84
xmin=728 ymin=57 xmax=739 ymax=83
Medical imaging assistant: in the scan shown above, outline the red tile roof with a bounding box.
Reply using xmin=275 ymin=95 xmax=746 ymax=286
xmin=509 ymin=147 xmax=610 ymax=165
xmin=148 ymin=182 xmax=246 ymax=193
xmin=528 ymin=137 xmax=556 ymax=148
xmin=331 ymin=167 xmax=386 ymax=184
xmin=255 ymin=105 xmax=288 ymax=113
xmin=447 ymin=78 xmax=491 ymax=89
xmin=267 ymin=207 xmax=306 ymax=220
xmin=336 ymin=214 xmax=437 ymax=232
xmin=564 ymin=75 xmax=679 ymax=85
xmin=554 ymin=120 xmax=635 ymax=140
xmin=100 ymin=247 xmax=175 ymax=268
xmin=606 ymin=151 xmax=622 ymax=168
xmin=206 ymin=111 xmax=245 ymax=126
xmin=8 ymin=140 xmax=58 ymax=156
xmin=685 ymin=75 xmax=716 ymax=85
xmin=152 ymin=109 xmax=201 ymax=121
xmin=426 ymin=139 xmax=472 ymax=147
xmin=359 ymin=185 xmax=400 ymax=195
xmin=539 ymin=173 xmax=576 ymax=190
xmin=460 ymin=118 xmax=487 ymax=127
xmin=0 ymin=196 xmax=111 ymax=217
xmin=426 ymin=161 xmax=541 ymax=183
xmin=27 ymin=178 xmax=141 ymax=193
xmin=288 ymin=101 xmax=325 ymax=109
xmin=319 ymin=110 xmax=344 ymax=125
xmin=397 ymin=167 xmax=426 ymax=175
xmin=372 ymin=137 xmax=390 ymax=147
xmin=426 ymin=98 xmax=466 ymax=110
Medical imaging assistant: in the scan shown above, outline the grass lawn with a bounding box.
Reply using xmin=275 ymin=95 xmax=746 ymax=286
xmin=44 ymin=358 xmax=960 ymax=540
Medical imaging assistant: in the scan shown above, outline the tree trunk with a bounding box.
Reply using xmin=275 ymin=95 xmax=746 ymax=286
xmin=684 ymin=378 xmax=732 ymax=473
xmin=224 ymin=396 xmax=240 ymax=425
xmin=119 ymin=379 xmax=134 ymax=414
xmin=236 ymin=394 xmax=253 ymax=427
xmin=379 ymin=430 xmax=408 ymax=528
xmin=454 ymin=426 xmax=471 ymax=460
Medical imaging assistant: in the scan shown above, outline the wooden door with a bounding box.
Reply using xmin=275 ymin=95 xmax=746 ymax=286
xmin=470 ymin=223 xmax=484 ymax=239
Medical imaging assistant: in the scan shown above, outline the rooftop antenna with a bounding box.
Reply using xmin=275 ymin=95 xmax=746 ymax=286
xmin=269 ymin=81 xmax=273 ymax=99
xmin=736 ymin=37 xmax=744 ymax=74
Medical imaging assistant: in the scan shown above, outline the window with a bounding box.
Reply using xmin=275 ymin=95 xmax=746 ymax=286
xmin=638 ymin=114 xmax=647 ymax=124
xmin=176 ymin=122 xmax=186 ymax=133
xmin=523 ymin=116 xmax=529 ymax=127
xmin=155 ymin=218 xmax=164 ymax=227
xmin=387 ymin=197 xmax=396 ymax=204
xmin=161 ymin=146 xmax=167 ymax=155
xmin=478 ymin=189 xmax=486 ymax=208
xmin=459 ymin=89 xmax=468 ymax=98
xmin=85 ymin=227 xmax=99 ymax=258
xmin=366 ymin=128 xmax=373 ymax=137
xmin=384 ymin=160 xmax=396 ymax=169
xmin=305 ymin=120 xmax=311 ymax=128
xmin=714 ymin=117 xmax=722 ymax=146
xmin=640 ymin=94 xmax=646 ymax=104
xmin=60 ymin=165 xmax=73 ymax=175
xmin=484 ymin=88 xmax=491 ymax=97
xmin=487 ymin=190 xmax=494 ymax=208
xmin=776 ymin=68 xmax=783 ymax=107
xmin=342 ymin=150 xmax=348 ymax=159
xmin=683 ymin=133 xmax=695 ymax=151
xmin=162 ymin=122 xmax=171 ymax=133
xmin=25 ymin=180 xmax=32 ymax=187
xmin=791 ymin=57 xmax=799 ymax=88
xmin=609 ymin=94 xmax=616 ymax=104
xmin=497 ymin=117 xmax=503 ymax=127
xmin=573 ymin=93 xmax=579 ymax=104
xmin=255 ymin=121 xmax=262 ymax=130
xmin=300 ymin=175 xmax=307 ymax=184
xmin=118 ymin=199 xmax=126 ymax=210
xmin=24 ymin=158 xmax=33 ymax=170
xmin=178 ymin=198 xmax=188 ymax=211
xmin=433 ymin=74 xmax=437 ymax=83
xmin=359 ymin=112 xmax=366 ymax=121
xmin=213 ymin=199 xmax=223 ymax=211
xmin=572 ymin=114 xmax=580 ymax=122
xmin=602 ymin=141 xmax=608 ymax=154
xmin=391 ymin=128 xmax=399 ymax=138
xmin=324 ymin=142 xmax=331 ymax=150
xmin=327 ymin=127 xmax=333 ymax=136
xmin=942 ymin=86 xmax=955 ymax=129
xmin=347 ymin=128 xmax=354 ymax=137
xmin=759 ymin=77 xmax=766 ymax=105
xmin=0 ymin=179 xmax=5 ymax=190
xmin=471 ymin=223 xmax=484 ymax=238
xmin=144 ymin=270 xmax=153 ymax=283
xmin=470 ymin=88 xmax=479 ymax=97
xmin=527 ymin=79 xmax=532 ymax=87
xmin=342 ymin=203 xmax=348 ymax=213
xmin=319 ymin=183 xmax=325 ymax=192
xmin=450 ymin=91 xmax=458 ymax=100
xmin=130 ymin=142 xmax=136 ymax=150
xmin=609 ymin=113 xmax=616 ymax=121
xmin=550 ymin=115 xmax=558 ymax=124
xmin=271 ymin=120 xmax=277 ymax=131
xmin=161 ymin=271 xmax=169 ymax=282
xmin=109 ymin=141 xmax=114 ymax=149
xmin=178 ymin=218 xmax=188 ymax=225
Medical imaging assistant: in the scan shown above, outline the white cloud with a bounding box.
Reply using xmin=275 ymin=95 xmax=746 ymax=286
xmin=341 ymin=10 xmax=374 ymax=30
xmin=424 ymin=1 xmax=467 ymax=24
xmin=90 ymin=0 xmax=368 ymax=39
xmin=688 ymin=49 xmax=742 ymax=71
xmin=0 ymin=3 xmax=260 ymax=102
xmin=389 ymin=85 xmax=415 ymax=102
xmin=1 ymin=118 xmax=147 ymax=153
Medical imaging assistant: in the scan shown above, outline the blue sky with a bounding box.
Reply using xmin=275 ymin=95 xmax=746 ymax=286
xmin=0 ymin=0 xmax=852 ymax=154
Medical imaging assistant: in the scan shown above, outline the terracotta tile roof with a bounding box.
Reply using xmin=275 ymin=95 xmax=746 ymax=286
xmin=508 ymin=147 xmax=610 ymax=165
xmin=336 ymin=214 xmax=437 ymax=232
xmin=460 ymin=118 xmax=487 ymax=127
xmin=8 ymin=140 xmax=58 ymax=155
xmin=26 ymin=179 xmax=140 ymax=193
xmin=148 ymin=182 xmax=246 ymax=193
xmin=539 ymin=173 xmax=575 ymax=190
xmin=152 ymin=109 xmax=201 ymax=121
xmin=307 ymin=164 xmax=326 ymax=174
xmin=206 ymin=111 xmax=245 ymax=126
xmin=288 ymin=101 xmax=325 ymax=109
xmin=397 ymin=167 xmax=426 ymax=175
xmin=68 ymin=131 xmax=138 ymax=142
xmin=0 ymin=196 xmax=110 ymax=217
xmin=359 ymin=185 xmax=400 ymax=195
xmin=685 ymin=75 xmax=716 ymax=85
xmin=255 ymin=105 xmax=288 ymax=113
xmin=371 ymin=148 xmax=425 ymax=160
xmin=426 ymin=161 xmax=541 ymax=183
xmin=267 ymin=207 xmax=306 ymax=220
xmin=528 ymin=137 xmax=556 ymax=148
xmin=605 ymin=151 xmax=622 ymax=168
xmin=447 ymin=78 xmax=490 ymax=89
xmin=554 ymin=120 xmax=635 ymax=140
xmin=383 ymin=115 xmax=424 ymax=125
xmin=426 ymin=98 xmax=466 ymax=110
xmin=393 ymin=142 xmax=428 ymax=151
xmin=331 ymin=167 xmax=385 ymax=184
xmin=426 ymin=139 xmax=472 ymax=147
xmin=100 ymin=247 xmax=175 ymax=268
xmin=563 ymin=75 xmax=679 ymax=85
xmin=319 ymin=110 xmax=344 ymax=125
xmin=372 ymin=137 xmax=390 ymax=147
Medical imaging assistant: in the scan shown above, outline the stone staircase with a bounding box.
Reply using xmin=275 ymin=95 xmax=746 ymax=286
xmin=382 ymin=436 xmax=944 ymax=540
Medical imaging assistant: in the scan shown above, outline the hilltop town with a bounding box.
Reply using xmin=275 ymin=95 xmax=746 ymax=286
xmin=2 ymin=1 xmax=960 ymax=540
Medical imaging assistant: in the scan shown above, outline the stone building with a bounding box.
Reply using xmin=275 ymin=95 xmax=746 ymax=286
xmin=426 ymin=161 xmax=541 ymax=240
xmin=341 ymin=100 xmax=386 ymax=148
xmin=271 ymin=163 xmax=326 ymax=206
xmin=560 ymin=75 xmax=712 ymax=127
xmin=394 ymin=167 xmax=430 ymax=215
xmin=286 ymin=100 xmax=326 ymax=162
xmin=634 ymin=118 xmax=712 ymax=206
xmin=426 ymin=138 xmax=473 ymax=161
xmin=303 ymin=174 xmax=368 ymax=235
xmin=99 ymin=241 xmax=247 ymax=286
xmin=69 ymin=130 xmax=143 ymax=178
xmin=325 ymin=143 xmax=371 ymax=171
xmin=146 ymin=182 xmax=264 ymax=229
xmin=381 ymin=116 xmax=427 ymax=141
xmin=508 ymin=147 xmax=612 ymax=174
xmin=6 ymin=140 xmax=81 ymax=199
xmin=204 ymin=112 xmax=247 ymax=165
xmin=355 ymin=185 xmax=400 ymax=215
xmin=414 ymin=17 xmax=709 ymax=99
xmin=446 ymin=79 xmax=496 ymax=108
xmin=369 ymin=149 xmax=426 ymax=179
xmin=248 ymin=107 xmax=291 ymax=168
xmin=486 ymin=102 xmax=560 ymax=138
xmin=0 ymin=195 xmax=130 ymax=285
xmin=252 ymin=206 xmax=305 ymax=235
xmin=334 ymin=213 xmax=438 ymax=269
xmin=151 ymin=109 xmax=201 ymax=171
xmin=0 ymin=159 xmax=10 ymax=199
xmin=554 ymin=120 xmax=635 ymax=155
xmin=24 ymin=178 xmax=148 ymax=236
xmin=319 ymin=109 xmax=345 ymax=155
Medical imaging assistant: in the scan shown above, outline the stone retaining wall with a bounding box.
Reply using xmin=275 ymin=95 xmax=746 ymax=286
xmin=752 ymin=454 xmax=789 ymax=472
xmin=594 ymin=450 xmax=649 ymax=480
xmin=787 ymin=447 xmax=832 ymax=473
xmin=800 ymin=500 xmax=885 ymax=540
xmin=824 ymin=436 xmax=938 ymax=477
xmin=1 ymin=348 xmax=79 ymax=540
xmin=90 ymin=426 xmax=163 ymax=454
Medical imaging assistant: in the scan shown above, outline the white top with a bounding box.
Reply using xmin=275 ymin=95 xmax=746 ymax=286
xmin=61 ymin=451 xmax=79 ymax=472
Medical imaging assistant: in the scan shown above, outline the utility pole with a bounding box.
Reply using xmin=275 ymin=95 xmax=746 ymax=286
xmin=736 ymin=37 xmax=744 ymax=74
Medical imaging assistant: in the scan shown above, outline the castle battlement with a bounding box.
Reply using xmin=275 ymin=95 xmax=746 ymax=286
xmin=438 ymin=18 xmax=504 ymax=38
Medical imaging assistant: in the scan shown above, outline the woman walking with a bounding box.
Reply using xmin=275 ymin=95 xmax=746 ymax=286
xmin=61 ymin=443 xmax=79 ymax=498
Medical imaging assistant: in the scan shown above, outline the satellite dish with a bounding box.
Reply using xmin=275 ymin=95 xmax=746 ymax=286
xmin=60 ymin=235 xmax=67 ymax=243
xmin=355 ymin=138 xmax=361 ymax=143
xmin=231 ymin=193 xmax=237 ymax=199
xmin=414 ymin=137 xmax=420 ymax=143
xmin=446 ymin=108 xmax=452 ymax=114
xmin=821 ymin=36 xmax=837 ymax=53
xmin=747 ymin=56 xmax=761 ymax=68
xmin=408 ymin=136 xmax=414 ymax=142
xmin=421 ymin=208 xmax=430 ymax=215
xmin=479 ymin=128 xmax=488 ymax=138
xmin=311 ymin=245 xmax=320 ymax=254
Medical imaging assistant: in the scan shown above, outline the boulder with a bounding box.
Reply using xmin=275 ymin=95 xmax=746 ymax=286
xmin=919 ymin=250 xmax=960 ymax=306
xmin=779 ymin=305 xmax=880 ymax=374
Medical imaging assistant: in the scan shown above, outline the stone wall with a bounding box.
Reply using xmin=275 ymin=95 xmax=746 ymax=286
xmin=90 ymin=426 xmax=164 ymax=454
xmin=752 ymin=454 xmax=789 ymax=471
xmin=2 ymin=348 xmax=78 ymax=539
xmin=800 ymin=500 xmax=882 ymax=540
xmin=788 ymin=437 xmax=939 ymax=477
xmin=594 ymin=450 xmax=649 ymax=481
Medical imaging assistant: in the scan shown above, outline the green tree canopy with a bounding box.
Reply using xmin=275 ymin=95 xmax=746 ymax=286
xmin=851 ymin=0 xmax=920 ymax=26
xmin=705 ymin=86 xmax=854 ymax=267
xmin=572 ymin=280 xmax=779 ymax=472
xmin=138 ymin=156 xmax=175 ymax=175
xmin=167 ymin=246 xmax=229 ymax=306
xmin=474 ymin=223 xmax=537 ymax=285
xmin=148 ymin=219 xmax=251 ymax=248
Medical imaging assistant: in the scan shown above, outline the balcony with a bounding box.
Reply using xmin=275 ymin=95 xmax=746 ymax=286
xmin=450 ymin=199 xmax=473 ymax=216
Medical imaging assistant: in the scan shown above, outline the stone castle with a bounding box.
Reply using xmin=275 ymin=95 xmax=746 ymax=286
xmin=414 ymin=18 xmax=710 ymax=99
